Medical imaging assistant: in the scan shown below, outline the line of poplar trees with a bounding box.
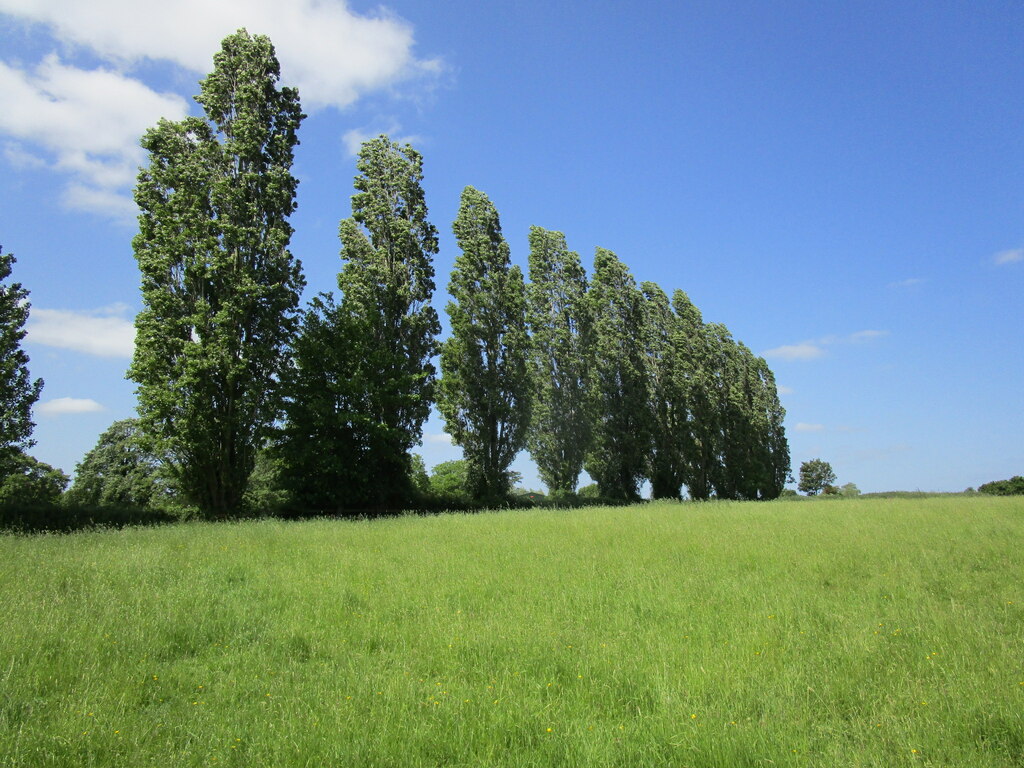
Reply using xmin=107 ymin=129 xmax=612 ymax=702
xmin=128 ymin=30 xmax=789 ymax=519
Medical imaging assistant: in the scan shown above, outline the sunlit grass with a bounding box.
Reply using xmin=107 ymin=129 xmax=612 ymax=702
xmin=1 ymin=496 xmax=1022 ymax=766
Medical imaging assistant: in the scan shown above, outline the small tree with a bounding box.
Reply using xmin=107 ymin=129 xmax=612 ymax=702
xmin=798 ymin=459 xmax=837 ymax=495
xmin=428 ymin=460 xmax=470 ymax=503
xmin=64 ymin=419 xmax=171 ymax=509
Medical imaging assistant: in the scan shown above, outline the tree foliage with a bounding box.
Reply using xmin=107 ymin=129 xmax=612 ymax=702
xmin=438 ymin=187 xmax=532 ymax=503
xmin=0 ymin=246 xmax=43 ymax=465
xmin=275 ymin=293 xmax=369 ymax=514
xmin=641 ymin=283 xmax=688 ymax=499
xmin=978 ymin=475 xmax=1024 ymax=496
xmin=0 ymin=450 xmax=68 ymax=508
xmin=799 ymin=459 xmax=837 ymax=495
xmin=525 ymin=227 xmax=592 ymax=497
xmin=129 ymin=29 xmax=305 ymax=518
xmin=585 ymin=248 xmax=652 ymax=501
xmin=653 ymin=292 xmax=789 ymax=501
xmin=428 ymin=459 xmax=470 ymax=503
xmin=333 ymin=135 xmax=441 ymax=508
xmin=64 ymin=419 xmax=171 ymax=509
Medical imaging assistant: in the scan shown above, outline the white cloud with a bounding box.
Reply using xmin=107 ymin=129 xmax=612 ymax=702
xmin=26 ymin=305 xmax=136 ymax=357
xmin=777 ymin=385 xmax=794 ymax=395
xmin=37 ymin=397 xmax=105 ymax=415
xmin=424 ymin=432 xmax=453 ymax=445
xmin=764 ymin=330 xmax=888 ymax=361
xmin=762 ymin=342 xmax=825 ymax=361
xmin=0 ymin=0 xmax=438 ymax=109
xmin=0 ymin=1 xmax=440 ymax=220
xmin=0 ymin=55 xmax=189 ymax=219
xmin=62 ymin=183 xmax=139 ymax=223
xmin=794 ymin=423 xmax=825 ymax=432
xmin=994 ymin=248 xmax=1023 ymax=266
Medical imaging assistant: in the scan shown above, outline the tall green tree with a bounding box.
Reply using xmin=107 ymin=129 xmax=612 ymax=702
xmin=750 ymin=353 xmax=790 ymax=498
xmin=0 ymin=245 xmax=42 ymax=469
xmin=335 ymin=136 xmax=440 ymax=508
xmin=711 ymin=337 xmax=789 ymax=500
xmin=641 ymin=282 xmax=688 ymax=499
xmin=437 ymin=187 xmax=531 ymax=503
xmin=585 ymin=248 xmax=651 ymax=501
xmin=525 ymin=227 xmax=592 ymax=497
xmin=129 ymin=30 xmax=305 ymax=518
xmin=670 ymin=290 xmax=717 ymax=500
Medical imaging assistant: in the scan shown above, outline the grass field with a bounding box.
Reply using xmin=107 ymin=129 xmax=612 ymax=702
xmin=1 ymin=496 xmax=1022 ymax=767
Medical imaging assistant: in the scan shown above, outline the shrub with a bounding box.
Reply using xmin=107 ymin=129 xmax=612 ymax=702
xmin=978 ymin=476 xmax=1024 ymax=496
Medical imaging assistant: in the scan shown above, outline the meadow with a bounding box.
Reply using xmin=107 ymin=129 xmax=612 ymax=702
xmin=1 ymin=496 xmax=1021 ymax=767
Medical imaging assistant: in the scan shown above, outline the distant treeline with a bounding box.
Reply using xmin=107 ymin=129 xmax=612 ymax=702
xmin=0 ymin=30 xmax=789 ymax=525
xmin=977 ymin=476 xmax=1024 ymax=496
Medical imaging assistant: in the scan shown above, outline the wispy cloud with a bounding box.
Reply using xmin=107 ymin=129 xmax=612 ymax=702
xmin=763 ymin=342 xmax=825 ymax=361
xmin=27 ymin=304 xmax=135 ymax=357
xmin=37 ymin=397 xmax=105 ymax=416
xmin=849 ymin=329 xmax=889 ymax=343
xmin=794 ymin=422 xmax=825 ymax=433
xmin=994 ymin=248 xmax=1023 ymax=266
xmin=887 ymin=277 xmax=924 ymax=289
xmin=763 ymin=330 xmax=889 ymax=362
xmin=424 ymin=432 xmax=453 ymax=445
xmin=777 ymin=385 xmax=794 ymax=395
xmin=342 ymin=122 xmax=424 ymax=158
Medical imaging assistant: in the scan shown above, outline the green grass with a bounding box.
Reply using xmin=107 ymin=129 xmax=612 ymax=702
xmin=1 ymin=496 xmax=1022 ymax=767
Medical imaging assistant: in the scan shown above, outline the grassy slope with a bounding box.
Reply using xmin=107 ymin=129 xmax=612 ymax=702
xmin=1 ymin=497 xmax=1022 ymax=767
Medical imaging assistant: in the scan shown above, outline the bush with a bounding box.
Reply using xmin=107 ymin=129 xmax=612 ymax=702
xmin=978 ymin=476 xmax=1024 ymax=496
xmin=0 ymin=503 xmax=177 ymax=533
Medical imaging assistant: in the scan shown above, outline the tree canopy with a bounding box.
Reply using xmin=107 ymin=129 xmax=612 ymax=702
xmin=798 ymin=459 xmax=837 ymax=495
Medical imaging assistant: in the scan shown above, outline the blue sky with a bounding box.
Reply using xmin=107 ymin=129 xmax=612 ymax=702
xmin=2 ymin=0 xmax=1021 ymax=494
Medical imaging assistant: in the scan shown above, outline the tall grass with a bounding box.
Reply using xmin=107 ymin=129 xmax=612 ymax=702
xmin=1 ymin=497 xmax=1021 ymax=766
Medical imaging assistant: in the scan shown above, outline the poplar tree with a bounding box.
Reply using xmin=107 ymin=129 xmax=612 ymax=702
xmin=585 ymin=248 xmax=651 ymax=501
xmin=438 ymin=187 xmax=531 ymax=503
xmin=129 ymin=30 xmax=305 ymax=517
xmin=641 ymin=282 xmax=687 ymax=499
xmin=335 ymin=136 xmax=440 ymax=508
xmin=525 ymin=227 xmax=592 ymax=497
xmin=743 ymin=351 xmax=789 ymax=498
xmin=0 ymin=245 xmax=43 ymax=466
xmin=671 ymin=290 xmax=718 ymax=500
